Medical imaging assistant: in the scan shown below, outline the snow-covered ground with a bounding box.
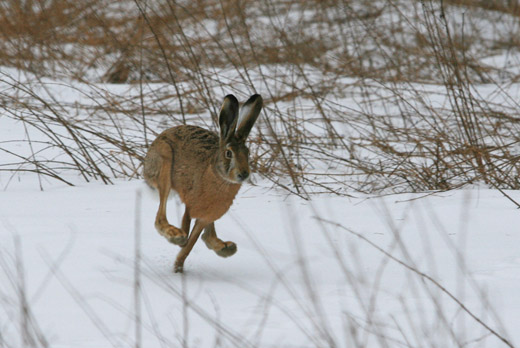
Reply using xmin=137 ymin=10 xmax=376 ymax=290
xmin=1 ymin=176 xmax=518 ymax=347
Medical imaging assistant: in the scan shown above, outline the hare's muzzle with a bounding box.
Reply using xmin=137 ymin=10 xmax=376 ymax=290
xmin=237 ymin=170 xmax=249 ymax=182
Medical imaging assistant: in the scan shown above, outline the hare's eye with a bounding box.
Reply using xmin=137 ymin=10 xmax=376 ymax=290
xmin=225 ymin=150 xmax=233 ymax=159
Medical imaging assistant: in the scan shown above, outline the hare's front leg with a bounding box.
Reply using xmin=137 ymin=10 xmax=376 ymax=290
xmin=155 ymin=161 xmax=187 ymax=246
xmin=201 ymin=223 xmax=237 ymax=257
xmin=174 ymin=219 xmax=207 ymax=273
xmin=181 ymin=207 xmax=191 ymax=239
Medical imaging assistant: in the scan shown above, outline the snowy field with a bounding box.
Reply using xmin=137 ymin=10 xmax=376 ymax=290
xmin=1 ymin=174 xmax=519 ymax=347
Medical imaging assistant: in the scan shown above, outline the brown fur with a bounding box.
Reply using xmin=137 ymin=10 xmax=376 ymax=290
xmin=143 ymin=94 xmax=262 ymax=273
xmin=145 ymin=127 xmax=241 ymax=218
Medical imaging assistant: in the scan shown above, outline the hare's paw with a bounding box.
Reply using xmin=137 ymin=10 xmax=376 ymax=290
xmin=158 ymin=225 xmax=187 ymax=246
xmin=215 ymin=241 xmax=237 ymax=258
xmin=168 ymin=232 xmax=188 ymax=247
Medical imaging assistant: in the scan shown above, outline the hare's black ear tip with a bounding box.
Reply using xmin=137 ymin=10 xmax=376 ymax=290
xmin=224 ymin=94 xmax=238 ymax=103
xmin=248 ymin=94 xmax=263 ymax=106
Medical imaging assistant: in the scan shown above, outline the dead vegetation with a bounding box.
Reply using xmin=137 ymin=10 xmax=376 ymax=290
xmin=1 ymin=0 xmax=520 ymax=195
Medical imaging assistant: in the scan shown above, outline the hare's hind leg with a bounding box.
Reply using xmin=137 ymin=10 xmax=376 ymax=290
xmin=174 ymin=218 xmax=207 ymax=273
xmin=155 ymin=159 xmax=187 ymax=246
xmin=201 ymin=223 xmax=237 ymax=258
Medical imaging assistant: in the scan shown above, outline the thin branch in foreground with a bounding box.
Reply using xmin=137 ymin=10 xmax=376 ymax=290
xmin=134 ymin=189 xmax=143 ymax=348
xmin=316 ymin=217 xmax=514 ymax=348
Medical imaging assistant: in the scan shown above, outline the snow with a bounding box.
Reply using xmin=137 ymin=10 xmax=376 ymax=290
xmin=0 ymin=178 xmax=518 ymax=347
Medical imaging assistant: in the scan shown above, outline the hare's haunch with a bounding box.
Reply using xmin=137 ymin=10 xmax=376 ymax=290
xmin=143 ymin=94 xmax=263 ymax=273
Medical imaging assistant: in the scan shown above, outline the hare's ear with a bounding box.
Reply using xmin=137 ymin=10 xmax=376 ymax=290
xmin=236 ymin=94 xmax=262 ymax=142
xmin=219 ymin=94 xmax=239 ymax=142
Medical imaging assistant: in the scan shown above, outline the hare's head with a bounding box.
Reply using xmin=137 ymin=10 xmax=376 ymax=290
xmin=215 ymin=94 xmax=263 ymax=184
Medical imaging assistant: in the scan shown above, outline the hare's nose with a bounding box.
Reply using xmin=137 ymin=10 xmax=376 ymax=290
xmin=238 ymin=171 xmax=249 ymax=181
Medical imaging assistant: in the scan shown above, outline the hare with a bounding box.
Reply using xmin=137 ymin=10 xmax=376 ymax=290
xmin=143 ymin=94 xmax=263 ymax=273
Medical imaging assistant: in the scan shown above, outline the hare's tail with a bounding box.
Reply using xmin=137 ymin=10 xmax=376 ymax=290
xmin=143 ymin=150 xmax=159 ymax=189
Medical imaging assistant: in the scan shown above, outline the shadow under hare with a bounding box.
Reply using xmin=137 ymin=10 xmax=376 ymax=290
xmin=143 ymin=94 xmax=263 ymax=273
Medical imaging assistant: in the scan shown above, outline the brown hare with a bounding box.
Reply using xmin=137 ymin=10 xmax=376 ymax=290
xmin=143 ymin=94 xmax=263 ymax=273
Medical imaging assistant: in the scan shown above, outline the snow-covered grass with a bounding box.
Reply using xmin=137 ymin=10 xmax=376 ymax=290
xmin=2 ymin=0 xmax=520 ymax=194
xmin=1 ymin=180 xmax=518 ymax=347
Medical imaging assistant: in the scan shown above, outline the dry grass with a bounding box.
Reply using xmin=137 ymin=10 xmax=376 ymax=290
xmin=1 ymin=0 xmax=520 ymax=195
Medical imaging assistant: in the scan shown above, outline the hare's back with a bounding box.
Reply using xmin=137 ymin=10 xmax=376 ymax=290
xmin=163 ymin=125 xmax=219 ymax=161
xmin=169 ymin=125 xmax=218 ymax=150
